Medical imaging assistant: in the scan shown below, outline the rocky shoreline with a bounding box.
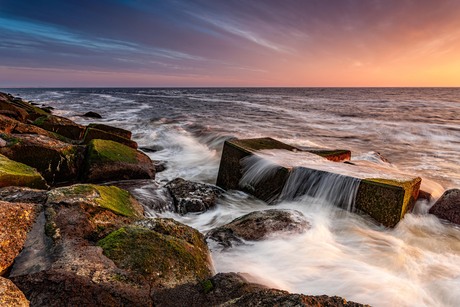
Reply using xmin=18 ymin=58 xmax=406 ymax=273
xmin=0 ymin=91 xmax=458 ymax=306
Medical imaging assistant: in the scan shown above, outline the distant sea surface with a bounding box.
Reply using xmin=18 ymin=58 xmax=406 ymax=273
xmin=3 ymin=87 xmax=460 ymax=307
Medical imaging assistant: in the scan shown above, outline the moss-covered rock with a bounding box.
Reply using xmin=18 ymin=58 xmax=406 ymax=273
xmin=0 ymin=97 xmax=29 ymax=123
xmin=83 ymin=139 xmax=155 ymax=183
xmin=87 ymin=123 xmax=132 ymax=140
xmin=0 ymin=154 xmax=48 ymax=189
xmin=0 ymin=134 xmax=85 ymax=185
xmin=0 ymin=93 xmax=49 ymax=121
xmin=0 ymin=276 xmax=29 ymax=307
xmin=33 ymin=115 xmax=86 ymax=140
xmin=82 ymin=127 xmax=138 ymax=149
xmin=98 ymin=218 xmax=213 ymax=288
xmin=47 ymin=184 xmax=143 ymax=218
xmin=0 ymin=201 xmax=41 ymax=275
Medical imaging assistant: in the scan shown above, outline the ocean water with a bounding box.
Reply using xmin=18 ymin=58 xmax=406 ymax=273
xmin=4 ymin=87 xmax=460 ymax=306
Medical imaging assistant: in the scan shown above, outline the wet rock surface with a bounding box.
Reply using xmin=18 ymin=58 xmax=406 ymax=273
xmin=206 ymin=209 xmax=311 ymax=248
xmin=165 ymin=177 xmax=223 ymax=214
xmin=429 ymin=189 xmax=460 ymax=225
xmin=0 ymin=187 xmax=48 ymax=204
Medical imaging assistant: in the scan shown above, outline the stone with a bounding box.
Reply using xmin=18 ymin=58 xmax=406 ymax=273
xmin=33 ymin=115 xmax=86 ymax=140
xmin=0 ymin=93 xmax=49 ymax=121
xmin=87 ymin=123 xmax=132 ymax=140
xmin=0 ymin=276 xmax=29 ymax=307
xmin=0 ymin=201 xmax=41 ymax=275
xmin=0 ymin=114 xmax=60 ymax=140
xmin=98 ymin=218 xmax=213 ymax=288
xmin=0 ymin=154 xmax=48 ymax=189
xmin=0 ymin=187 xmax=48 ymax=204
xmin=429 ymin=189 xmax=460 ymax=225
xmin=165 ymin=178 xmax=223 ymax=214
xmin=11 ymin=270 xmax=151 ymax=307
xmin=81 ymin=111 xmax=102 ymax=119
xmin=0 ymin=93 xmax=29 ymax=122
xmin=0 ymin=134 xmax=85 ymax=185
xmin=82 ymin=127 xmax=138 ymax=149
xmin=83 ymin=139 xmax=155 ymax=183
xmin=206 ymin=209 xmax=310 ymax=248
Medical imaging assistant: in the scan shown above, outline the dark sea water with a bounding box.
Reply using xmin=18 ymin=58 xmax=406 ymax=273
xmin=3 ymin=87 xmax=460 ymax=306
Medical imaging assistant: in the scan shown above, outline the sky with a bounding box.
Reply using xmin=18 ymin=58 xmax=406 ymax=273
xmin=1 ymin=0 xmax=460 ymax=87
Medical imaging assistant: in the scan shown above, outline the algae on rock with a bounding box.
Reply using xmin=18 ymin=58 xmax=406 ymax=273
xmin=0 ymin=154 xmax=48 ymax=189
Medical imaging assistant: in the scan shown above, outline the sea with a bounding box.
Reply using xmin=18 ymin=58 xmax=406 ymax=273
xmin=3 ymin=87 xmax=460 ymax=307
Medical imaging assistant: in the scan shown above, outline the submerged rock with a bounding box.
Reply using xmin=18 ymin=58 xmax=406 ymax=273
xmin=0 ymin=276 xmax=29 ymax=307
xmin=0 ymin=201 xmax=41 ymax=275
xmin=98 ymin=218 xmax=213 ymax=288
xmin=0 ymin=134 xmax=85 ymax=185
xmin=206 ymin=209 xmax=310 ymax=248
xmin=83 ymin=139 xmax=155 ymax=183
xmin=165 ymin=178 xmax=223 ymax=215
xmin=429 ymin=189 xmax=460 ymax=225
xmin=0 ymin=154 xmax=48 ymax=189
xmin=81 ymin=111 xmax=102 ymax=119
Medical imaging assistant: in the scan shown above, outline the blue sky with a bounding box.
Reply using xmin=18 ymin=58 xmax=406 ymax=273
xmin=1 ymin=0 xmax=460 ymax=87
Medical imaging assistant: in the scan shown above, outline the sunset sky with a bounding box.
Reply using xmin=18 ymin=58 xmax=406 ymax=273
xmin=1 ymin=0 xmax=460 ymax=87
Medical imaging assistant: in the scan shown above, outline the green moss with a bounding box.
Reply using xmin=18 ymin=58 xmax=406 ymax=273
xmin=97 ymin=225 xmax=212 ymax=283
xmin=0 ymin=154 xmax=48 ymax=188
xmin=201 ymin=279 xmax=213 ymax=294
xmin=33 ymin=116 xmax=48 ymax=126
xmin=230 ymin=137 xmax=297 ymax=153
xmin=48 ymin=184 xmax=141 ymax=217
xmin=87 ymin=139 xmax=137 ymax=163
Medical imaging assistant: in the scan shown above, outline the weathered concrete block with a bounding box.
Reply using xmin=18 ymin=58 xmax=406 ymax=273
xmin=216 ymin=137 xmax=421 ymax=227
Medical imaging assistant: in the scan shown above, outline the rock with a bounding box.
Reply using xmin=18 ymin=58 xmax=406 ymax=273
xmin=152 ymin=272 xmax=368 ymax=307
xmin=0 ymin=94 xmax=29 ymax=122
xmin=0 ymin=114 xmax=61 ymax=140
xmin=82 ymin=127 xmax=138 ymax=149
xmin=87 ymin=123 xmax=132 ymax=140
xmin=0 ymin=187 xmax=47 ymax=204
xmin=83 ymin=139 xmax=155 ymax=183
xmin=429 ymin=189 xmax=460 ymax=225
xmin=165 ymin=178 xmax=223 ymax=214
xmin=11 ymin=269 xmax=151 ymax=307
xmin=98 ymin=218 xmax=213 ymax=288
xmin=0 ymin=201 xmax=41 ymax=275
xmin=0 ymin=154 xmax=48 ymax=189
xmin=222 ymin=289 xmax=369 ymax=307
xmin=81 ymin=111 xmax=102 ymax=119
xmin=0 ymin=134 xmax=85 ymax=185
xmin=0 ymin=276 xmax=29 ymax=306
xmin=153 ymin=160 xmax=167 ymax=173
xmin=33 ymin=115 xmax=85 ymax=140
xmin=206 ymin=209 xmax=310 ymax=248
xmin=0 ymin=93 xmax=49 ymax=121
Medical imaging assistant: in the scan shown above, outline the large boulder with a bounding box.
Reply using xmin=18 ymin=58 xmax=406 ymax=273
xmin=98 ymin=218 xmax=213 ymax=288
xmin=33 ymin=115 xmax=86 ymax=141
xmin=0 ymin=93 xmax=50 ymax=121
xmin=206 ymin=209 xmax=310 ymax=248
xmin=0 ymin=96 xmax=29 ymax=122
xmin=83 ymin=139 xmax=155 ymax=183
xmin=0 ymin=201 xmax=41 ymax=275
xmin=0 ymin=154 xmax=48 ymax=189
xmin=82 ymin=126 xmax=138 ymax=149
xmin=46 ymin=184 xmax=143 ymax=241
xmin=0 ymin=134 xmax=85 ymax=185
xmin=0 ymin=115 xmax=60 ymax=140
xmin=429 ymin=189 xmax=460 ymax=225
xmin=0 ymin=276 xmax=29 ymax=306
xmin=87 ymin=123 xmax=132 ymax=140
xmin=81 ymin=111 xmax=102 ymax=119
xmin=165 ymin=178 xmax=223 ymax=215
